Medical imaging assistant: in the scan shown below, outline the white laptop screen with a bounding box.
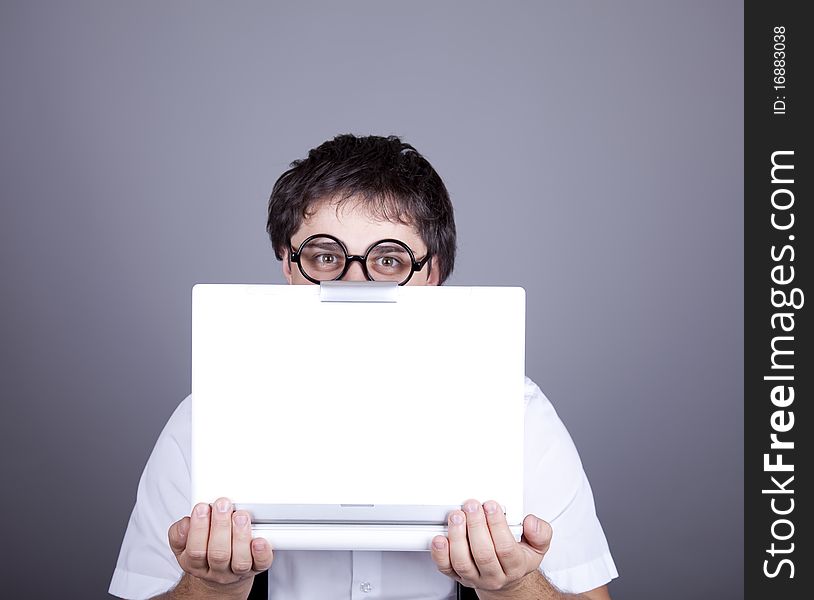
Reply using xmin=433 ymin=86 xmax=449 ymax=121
xmin=191 ymin=283 xmax=525 ymax=544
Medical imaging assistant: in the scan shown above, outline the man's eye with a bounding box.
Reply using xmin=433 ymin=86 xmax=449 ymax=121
xmin=374 ymin=256 xmax=402 ymax=269
xmin=306 ymin=253 xmax=344 ymax=271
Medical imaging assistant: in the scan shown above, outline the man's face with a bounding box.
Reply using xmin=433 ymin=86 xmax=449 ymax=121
xmin=282 ymin=199 xmax=440 ymax=286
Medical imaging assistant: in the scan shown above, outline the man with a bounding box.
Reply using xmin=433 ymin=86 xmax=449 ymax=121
xmin=109 ymin=134 xmax=618 ymax=599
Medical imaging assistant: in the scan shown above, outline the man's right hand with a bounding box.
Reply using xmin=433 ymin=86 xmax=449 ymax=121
xmin=166 ymin=497 xmax=273 ymax=599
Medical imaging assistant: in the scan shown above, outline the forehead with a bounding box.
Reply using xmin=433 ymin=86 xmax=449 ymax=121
xmin=292 ymin=198 xmax=426 ymax=252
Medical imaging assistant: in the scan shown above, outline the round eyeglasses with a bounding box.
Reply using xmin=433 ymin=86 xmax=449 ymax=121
xmin=289 ymin=234 xmax=431 ymax=286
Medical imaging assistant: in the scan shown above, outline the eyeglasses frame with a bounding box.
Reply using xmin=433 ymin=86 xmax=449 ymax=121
xmin=289 ymin=233 xmax=432 ymax=286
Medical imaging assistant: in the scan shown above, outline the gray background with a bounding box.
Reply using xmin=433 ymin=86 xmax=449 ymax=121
xmin=0 ymin=1 xmax=743 ymax=598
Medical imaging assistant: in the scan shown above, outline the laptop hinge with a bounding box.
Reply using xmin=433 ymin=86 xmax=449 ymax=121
xmin=319 ymin=281 xmax=398 ymax=302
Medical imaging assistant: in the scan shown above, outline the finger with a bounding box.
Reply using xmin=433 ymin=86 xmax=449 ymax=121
xmin=521 ymin=514 xmax=553 ymax=557
xmin=230 ymin=511 xmax=254 ymax=576
xmin=430 ymin=535 xmax=459 ymax=581
xmin=251 ymin=537 xmax=274 ymax=572
xmin=207 ymin=497 xmax=234 ymax=572
xmin=463 ymin=500 xmax=502 ymax=580
xmin=184 ymin=503 xmax=212 ymax=570
xmin=483 ymin=500 xmax=525 ymax=577
xmin=168 ymin=516 xmax=190 ymax=557
xmin=447 ymin=509 xmax=478 ymax=583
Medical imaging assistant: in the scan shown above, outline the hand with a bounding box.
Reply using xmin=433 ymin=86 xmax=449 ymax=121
xmin=430 ymin=499 xmax=552 ymax=593
xmin=167 ymin=497 xmax=273 ymax=598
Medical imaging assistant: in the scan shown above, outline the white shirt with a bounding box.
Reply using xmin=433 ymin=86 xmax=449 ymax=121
xmin=109 ymin=377 xmax=617 ymax=599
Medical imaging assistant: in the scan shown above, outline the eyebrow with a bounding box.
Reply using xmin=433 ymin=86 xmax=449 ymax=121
xmin=300 ymin=241 xmax=343 ymax=252
xmin=294 ymin=237 xmax=423 ymax=256
xmin=368 ymin=244 xmax=410 ymax=254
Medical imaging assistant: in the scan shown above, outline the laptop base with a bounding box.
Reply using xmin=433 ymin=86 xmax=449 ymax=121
xmin=250 ymin=523 xmax=523 ymax=552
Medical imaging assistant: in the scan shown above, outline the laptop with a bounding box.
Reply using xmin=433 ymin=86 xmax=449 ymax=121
xmin=191 ymin=282 xmax=525 ymax=551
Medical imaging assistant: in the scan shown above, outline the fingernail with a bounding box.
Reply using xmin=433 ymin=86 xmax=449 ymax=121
xmin=433 ymin=539 xmax=446 ymax=550
xmin=253 ymin=538 xmax=267 ymax=551
xmin=451 ymin=513 xmax=464 ymax=525
xmin=484 ymin=501 xmax=497 ymax=515
xmin=216 ymin=498 xmax=231 ymax=513
xmin=234 ymin=514 xmax=249 ymax=527
xmin=195 ymin=504 xmax=210 ymax=518
xmin=179 ymin=520 xmax=189 ymax=537
xmin=464 ymin=501 xmax=479 ymax=513
xmin=534 ymin=517 xmax=542 ymax=533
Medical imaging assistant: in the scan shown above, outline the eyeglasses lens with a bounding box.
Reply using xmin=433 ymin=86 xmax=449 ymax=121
xmin=366 ymin=242 xmax=412 ymax=282
xmin=299 ymin=237 xmax=346 ymax=281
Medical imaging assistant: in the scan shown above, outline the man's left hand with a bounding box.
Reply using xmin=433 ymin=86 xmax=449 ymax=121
xmin=430 ymin=499 xmax=552 ymax=593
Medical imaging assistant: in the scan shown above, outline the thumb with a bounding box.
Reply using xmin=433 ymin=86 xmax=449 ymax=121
xmin=168 ymin=516 xmax=190 ymax=557
xmin=520 ymin=514 xmax=553 ymax=556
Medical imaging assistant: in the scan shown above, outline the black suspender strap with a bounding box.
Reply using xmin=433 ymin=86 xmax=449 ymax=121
xmin=457 ymin=582 xmax=479 ymax=599
xmin=247 ymin=569 xmax=268 ymax=600
xmin=247 ymin=568 xmax=477 ymax=599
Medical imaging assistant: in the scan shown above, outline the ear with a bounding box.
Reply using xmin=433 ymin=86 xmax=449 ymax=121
xmin=426 ymin=257 xmax=441 ymax=286
xmin=281 ymin=249 xmax=294 ymax=284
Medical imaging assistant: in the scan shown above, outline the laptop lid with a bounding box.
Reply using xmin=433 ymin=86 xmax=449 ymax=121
xmin=191 ymin=283 xmax=525 ymax=550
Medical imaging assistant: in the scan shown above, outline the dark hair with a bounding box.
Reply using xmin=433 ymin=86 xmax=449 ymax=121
xmin=266 ymin=134 xmax=457 ymax=284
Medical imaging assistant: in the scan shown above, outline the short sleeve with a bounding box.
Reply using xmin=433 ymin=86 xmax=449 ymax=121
xmin=523 ymin=378 xmax=618 ymax=593
xmin=109 ymin=396 xmax=193 ymax=599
